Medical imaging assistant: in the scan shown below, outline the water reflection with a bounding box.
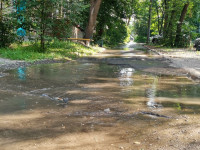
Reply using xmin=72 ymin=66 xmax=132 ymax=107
xmin=17 ymin=67 xmax=26 ymax=80
xmin=119 ymin=68 xmax=135 ymax=87
xmin=146 ymin=77 xmax=162 ymax=108
xmin=1 ymin=61 xmax=200 ymax=114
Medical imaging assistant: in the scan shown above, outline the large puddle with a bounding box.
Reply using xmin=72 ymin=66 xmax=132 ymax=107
xmin=1 ymin=43 xmax=200 ymax=150
xmin=1 ymin=62 xmax=200 ymax=114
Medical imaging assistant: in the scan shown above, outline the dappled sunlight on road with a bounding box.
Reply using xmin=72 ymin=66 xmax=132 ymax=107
xmin=1 ymin=44 xmax=200 ymax=149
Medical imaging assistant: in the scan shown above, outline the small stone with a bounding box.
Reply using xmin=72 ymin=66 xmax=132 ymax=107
xmin=104 ymin=108 xmax=110 ymax=113
xmin=61 ymin=124 xmax=65 ymax=129
xmin=63 ymin=97 xmax=69 ymax=103
xmin=134 ymin=141 xmax=141 ymax=145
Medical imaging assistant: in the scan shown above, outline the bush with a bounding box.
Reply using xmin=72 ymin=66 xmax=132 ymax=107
xmin=134 ymin=35 xmax=146 ymax=43
xmin=177 ymin=34 xmax=190 ymax=48
xmin=95 ymin=20 xmax=129 ymax=47
xmin=0 ymin=19 xmax=15 ymax=48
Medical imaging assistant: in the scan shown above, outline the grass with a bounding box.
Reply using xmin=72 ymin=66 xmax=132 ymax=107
xmin=0 ymin=40 xmax=102 ymax=61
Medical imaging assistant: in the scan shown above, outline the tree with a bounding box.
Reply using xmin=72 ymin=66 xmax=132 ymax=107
xmin=84 ymin=0 xmax=102 ymax=45
xmin=0 ymin=0 xmax=2 ymax=21
xmin=24 ymin=0 xmax=60 ymax=51
xmin=133 ymin=0 xmax=200 ymax=47
xmin=165 ymin=1 xmax=177 ymax=46
xmin=155 ymin=0 xmax=165 ymax=35
xmin=147 ymin=0 xmax=153 ymax=43
xmin=132 ymin=0 xmax=149 ymax=42
xmin=163 ymin=0 xmax=170 ymax=37
xmin=64 ymin=0 xmax=90 ymax=29
xmin=91 ymin=0 xmax=137 ymax=46
xmin=0 ymin=0 xmax=15 ymax=47
xmin=174 ymin=2 xmax=190 ymax=47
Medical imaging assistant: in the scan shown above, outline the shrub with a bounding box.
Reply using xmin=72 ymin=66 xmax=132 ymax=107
xmin=0 ymin=19 xmax=15 ymax=48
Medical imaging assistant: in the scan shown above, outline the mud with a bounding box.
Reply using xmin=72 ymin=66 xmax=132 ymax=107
xmin=0 ymin=42 xmax=200 ymax=150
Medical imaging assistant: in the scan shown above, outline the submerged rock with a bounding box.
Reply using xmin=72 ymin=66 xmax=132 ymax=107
xmin=54 ymin=97 xmax=69 ymax=103
xmin=42 ymin=94 xmax=69 ymax=103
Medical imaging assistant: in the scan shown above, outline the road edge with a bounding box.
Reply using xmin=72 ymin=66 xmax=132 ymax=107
xmin=143 ymin=45 xmax=200 ymax=81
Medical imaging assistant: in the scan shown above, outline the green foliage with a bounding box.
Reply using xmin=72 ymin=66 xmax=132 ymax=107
xmin=24 ymin=0 xmax=58 ymax=51
xmin=0 ymin=44 xmax=51 ymax=60
xmin=134 ymin=35 xmax=147 ymax=43
xmin=22 ymin=0 xmax=90 ymax=51
xmin=132 ymin=0 xmax=149 ymax=43
xmin=124 ymin=26 xmax=132 ymax=43
xmin=101 ymin=20 xmax=129 ymax=46
xmin=94 ymin=0 xmax=137 ymax=46
xmin=65 ymin=0 xmax=90 ymax=29
xmin=0 ymin=1 xmax=16 ymax=47
xmin=0 ymin=19 xmax=15 ymax=48
xmin=133 ymin=0 xmax=200 ymax=47
xmin=0 ymin=0 xmax=139 ymax=52
xmin=51 ymin=19 xmax=72 ymax=40
xmin=0 ymin=40 xmax=97 ymax=61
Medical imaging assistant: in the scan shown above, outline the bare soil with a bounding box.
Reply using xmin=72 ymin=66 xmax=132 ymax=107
xmin=145 ymin=45 xmax=200 ymax=80
xmin=0 ymin=43 xmax=200 ymax=150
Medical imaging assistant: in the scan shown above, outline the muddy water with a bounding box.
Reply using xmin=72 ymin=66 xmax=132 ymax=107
xmin=0 ymin=43 xmax=200 ymax=150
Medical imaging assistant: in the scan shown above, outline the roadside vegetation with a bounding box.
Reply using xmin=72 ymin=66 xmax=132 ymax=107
xmin=0 ymin=40 xmax=99 ymax=61
xmin=0 ymin=0 xmax=134 ymax=55
xmin=0 ymin=0 xmax=200 ymax=62
xmin=133 ymin=0 xmax=200 ymax=49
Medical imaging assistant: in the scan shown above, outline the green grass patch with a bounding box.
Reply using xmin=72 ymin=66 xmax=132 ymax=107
xmin=0 ymin=40 xmax=101 ymax=61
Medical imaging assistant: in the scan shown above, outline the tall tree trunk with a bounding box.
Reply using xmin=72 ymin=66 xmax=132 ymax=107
xmin=40 ymin=1 xmax=45 ymax=52
xmin=147 ymin=0 xmax=153 ymax=44
xmin=0 ymin=0 xmax=3 ymax=22
xmin=159 ymin=0 xmax=165 ymax=34
xmin=160 ymin=11 xmax=164 ymax=35
xmin=155 ymin=3 xmax=160 ymax=35
xmin=163 ymin=0 xmax=169 ymax=37
xmin=174 ymin=3 xmax=189 ymax=47
xmin=167 ymin=8 xmax=176 ymax=47
xmin=84 ymin=0 xmax=102 ymax=46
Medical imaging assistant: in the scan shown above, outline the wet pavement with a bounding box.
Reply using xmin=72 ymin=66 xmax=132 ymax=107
xmin=0 ymin=42 xmax=200 ymax=150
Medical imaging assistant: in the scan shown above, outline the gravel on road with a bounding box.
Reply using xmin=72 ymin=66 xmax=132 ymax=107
xmin=145 ymin=45 xmax=200 ymax=80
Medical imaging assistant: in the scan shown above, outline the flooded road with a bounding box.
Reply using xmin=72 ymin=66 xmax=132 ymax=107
xmin=0 ymin=43 xmax=200 ymax=150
